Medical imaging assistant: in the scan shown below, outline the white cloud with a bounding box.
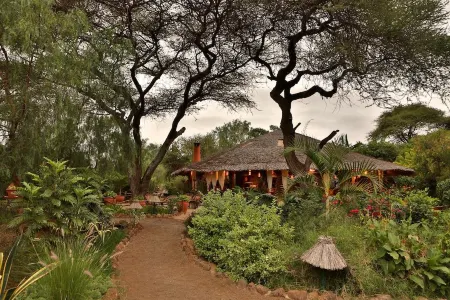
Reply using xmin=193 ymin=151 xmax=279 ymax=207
xmin=141 ymin=87 xmax=449 ymax=145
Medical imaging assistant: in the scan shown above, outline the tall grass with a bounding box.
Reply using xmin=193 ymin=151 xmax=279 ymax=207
xmin=19 ymin=236 xmax=111 ymax=300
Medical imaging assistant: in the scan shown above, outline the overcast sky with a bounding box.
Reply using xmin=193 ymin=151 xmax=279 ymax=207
xmin=141 ymin=83 xmax=449 ymax=145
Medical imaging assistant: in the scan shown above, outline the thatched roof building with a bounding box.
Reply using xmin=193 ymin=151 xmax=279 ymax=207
xmin=173 ymin=130 xmax=414 ymax=175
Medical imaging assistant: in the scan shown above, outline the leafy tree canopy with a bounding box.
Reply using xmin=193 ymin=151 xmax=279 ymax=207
xmin=352 ymin=141 xmax=400 ymax=162
xmin=369 ymin=103 xmax=449 ymax=143
xmin=396 ymin=129 xmax=450 ymax=195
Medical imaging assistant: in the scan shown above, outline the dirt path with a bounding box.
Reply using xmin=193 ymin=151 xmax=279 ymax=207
xmin=116 ymin=217 xmax=274 ymax=300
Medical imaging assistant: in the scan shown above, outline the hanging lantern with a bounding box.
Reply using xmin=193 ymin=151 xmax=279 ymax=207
xmin=248 ymin=170 xmax=252 ymax=175
xmin=225 ymin=171 xmax=229 ymax=176
xmin=258 ymin=172 xmax=261 ymax=178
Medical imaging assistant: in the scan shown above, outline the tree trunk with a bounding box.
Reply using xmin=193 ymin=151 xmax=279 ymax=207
xmin=279 ymin=102 xmax=307 ymax=175
xmin=140 ymin=126 xmax=187 ymax=193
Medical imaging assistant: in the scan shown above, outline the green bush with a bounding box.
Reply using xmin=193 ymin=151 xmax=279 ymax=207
xmin=367 ymin=218 xmax=450 ymax=298
xmin=437 ymin=179 xmax=450 ymax=206
xmin=188 ymin=191 xmax=293 ymax=283
xmin=19 ymin=236 xmax=112 ymax=300
xmin=165 ymin=176 xmax=190 ymax=195
xmin=404 ymin=190 xmax=438 ymax=222
xmin=8 ymin=159 xmax=106 ymax=236
xmin=281 ymin=190 xmax=324 ymax=236
xmin=142 ymin=205 xmax=170 ymax=215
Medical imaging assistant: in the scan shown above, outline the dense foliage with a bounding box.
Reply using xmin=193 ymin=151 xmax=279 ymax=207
xmin=396 ymin=129 xmax=450 ymax=195
xmin=437 ymin=179 xmax=450 ymax=206
xmin=367 ymin=214 xmax=450 ymax=298
xmin=352 ymin=141 xmax=399 ymax=162
xmin=188 ymin=191 xmax=293 ymax=283
xmin=8 ymin=159 xmax=107 ymax=236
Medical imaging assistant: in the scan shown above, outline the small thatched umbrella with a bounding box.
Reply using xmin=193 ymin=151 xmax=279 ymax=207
xmin=129 ymin=202 xmax=143 ymax=209
xmin=301 ymin=236 xmax=347 ymax=289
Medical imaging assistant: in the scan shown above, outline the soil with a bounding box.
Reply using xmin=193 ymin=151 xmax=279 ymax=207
xmin=116 ymin=217 xmax=278 ymax=300
xmin=0 ymin=224 xmax=17 ymax=253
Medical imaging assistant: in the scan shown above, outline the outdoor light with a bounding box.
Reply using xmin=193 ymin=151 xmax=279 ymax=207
xmin=258 ymin=172 xmax=261 ymax=178
xmin=248 ymin=170 xmax=252 ymax=175
xmin=225 ymin=171 xmax=229 ymax=176
xmin=364 ymin=171 xmax=368 ymax=175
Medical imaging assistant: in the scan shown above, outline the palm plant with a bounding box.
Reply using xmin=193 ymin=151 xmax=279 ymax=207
xmin=285 ymin=135 xmax=382 ymax=216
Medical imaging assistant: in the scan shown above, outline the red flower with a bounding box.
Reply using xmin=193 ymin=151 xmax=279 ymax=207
xmin=349 ymin=209 xmax=360 ymax=214
xmin=372 ymin=211 xmax=381 ymax=217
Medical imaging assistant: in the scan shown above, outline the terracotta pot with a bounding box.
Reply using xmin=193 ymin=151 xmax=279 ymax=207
xmin=139 ymin=200 xmax=146 ymax=207
xmin=103 ymin=197 xmax=116 ymax=205
xmin=6 ymin=189 xmax=17 ymax=197
xmin=115 ymin=195 xmax=125 ymax=203
xmin=182 ymin=201 xmax=189 ymax=214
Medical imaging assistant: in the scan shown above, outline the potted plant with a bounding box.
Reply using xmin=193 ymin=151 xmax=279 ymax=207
xmin=115 ymin=193 xmax=125 ymax=203
xmin=103 ymin=191 xmax=117 ymax=205
xmin=133 ymin=195 xmax=146 ymax=207
xmin=176 ymin=195 xmax=190 ymax=214
xmin=6 ymin=182 xmax=18 ymax=198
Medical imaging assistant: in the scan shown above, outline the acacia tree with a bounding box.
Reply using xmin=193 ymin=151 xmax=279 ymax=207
xmin=238 ymin=0 xmax=450 ymax=174
xmin=57 ymin=0 xmax=255 ymax=195
xmin=369 ymin=103 xmax=449 ymax=143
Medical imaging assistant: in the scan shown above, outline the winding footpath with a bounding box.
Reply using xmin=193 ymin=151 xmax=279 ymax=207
xmin=115 ymin=217 xmax=276 ymax=300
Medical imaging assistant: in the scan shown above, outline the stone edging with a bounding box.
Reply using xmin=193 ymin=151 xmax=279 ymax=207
xmin=113 ymin=212 xmax=178 ymax=219
xmin=103 ymin=223 xmax=144 ymax=300
xmin=180 ymin=236 xmax=400 ymax=300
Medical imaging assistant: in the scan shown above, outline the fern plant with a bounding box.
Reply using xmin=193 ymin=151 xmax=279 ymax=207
xmin=8 ymin=159 xmax=104 ymax=236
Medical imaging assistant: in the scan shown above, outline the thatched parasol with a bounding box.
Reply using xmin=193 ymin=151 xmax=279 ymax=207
xmin=129 ymin=202 xmax=143 ymax=209
xmin=301 ymin=236 xmax=347 ymax=270
xmin=301 ymin=236 xmax=347 ymax=290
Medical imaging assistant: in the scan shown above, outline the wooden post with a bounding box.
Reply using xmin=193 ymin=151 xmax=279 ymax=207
xmin=266 ymin=170 xmax=273 ymax=193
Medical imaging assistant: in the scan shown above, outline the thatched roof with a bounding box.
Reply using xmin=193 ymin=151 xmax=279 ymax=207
xmin=172 ymin=130 xmax=414 ymax=175
xmin=301 ymin=236 xmax=347 ymax=270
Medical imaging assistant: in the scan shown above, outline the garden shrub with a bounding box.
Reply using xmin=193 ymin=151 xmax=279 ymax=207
xmin=142 ymin=205 xmax=170 ymax=215
xmin=366 ymin=218 xmax=450 ymax=298
xmin=189 ymin=191 xmax=293 ymax=283
xmin=281 ymin=190 xmax=324 ymax=233
xmin=8 ymin=159 xmax=106 ymax=236
xmin=436 ymin=179 xmax=450 ymax=206
xmin=165 ymin=176 xmax=190 ymax=195
xmin=188 ymin=191 xmax=245 ymax=261
xmin=404 ymin=190 xmax=438 ymax=222
xmin=393 ymin=176 xmax=422 ymax=189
